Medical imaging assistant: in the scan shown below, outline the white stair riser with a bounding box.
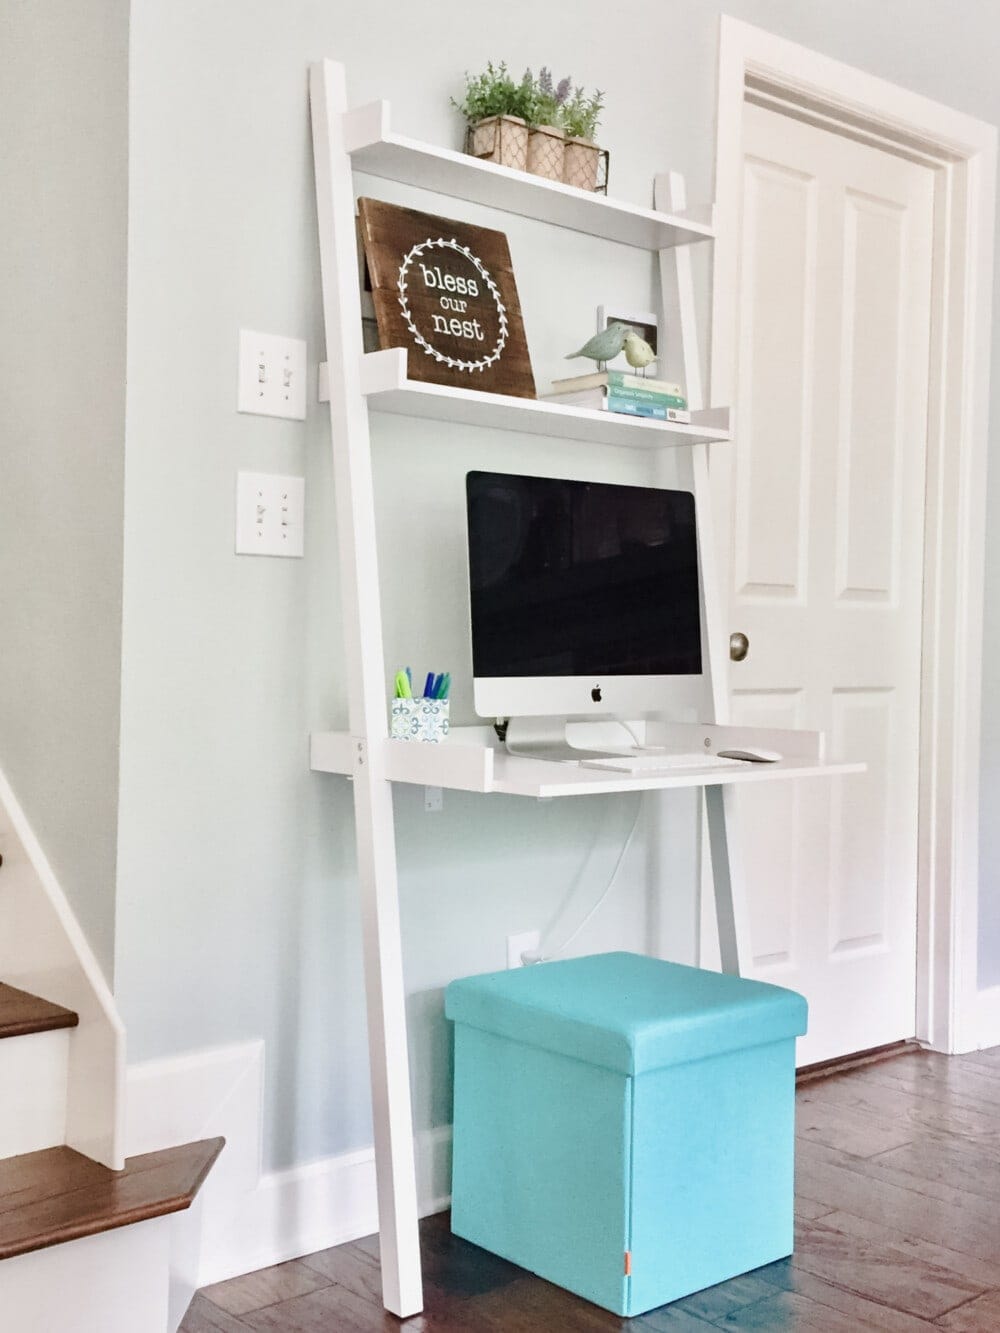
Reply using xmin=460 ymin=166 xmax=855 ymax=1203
xmin=0 ymin=1216 xmax=172 ymax=1333
xmin=0 ymin=1028 xmax=70 ymax=1156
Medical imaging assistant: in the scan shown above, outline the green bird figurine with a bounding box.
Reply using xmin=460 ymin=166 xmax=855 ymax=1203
xmin=565 ymin=321 xmax=632 ymax=370
xmin=623 ymin=330 xmax=656 ymax=376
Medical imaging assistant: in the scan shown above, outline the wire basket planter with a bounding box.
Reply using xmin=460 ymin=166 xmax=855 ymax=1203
xmin=465 ymin=119 xmax=609 ymax=193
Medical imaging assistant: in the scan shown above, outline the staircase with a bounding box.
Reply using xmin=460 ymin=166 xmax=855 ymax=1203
xmin=0 ymin=779 xmax=224 ymax=1330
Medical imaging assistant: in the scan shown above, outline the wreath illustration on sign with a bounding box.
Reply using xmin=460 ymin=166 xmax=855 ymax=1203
xmin=397 ymin=237 xmax=509 ymax=373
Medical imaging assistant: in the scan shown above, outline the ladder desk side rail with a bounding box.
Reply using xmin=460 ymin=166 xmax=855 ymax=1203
xmin=655 ymin=170 xmax=750 ymax=976
xmin=310 ymin=58 xmax=422 ymax=1319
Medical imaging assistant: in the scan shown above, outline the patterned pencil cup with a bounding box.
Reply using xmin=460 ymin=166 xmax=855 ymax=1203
xmin=390 ymin=697 xmax=450 ymax=743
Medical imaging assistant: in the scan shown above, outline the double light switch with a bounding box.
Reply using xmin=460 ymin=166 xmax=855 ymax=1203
xmin=237 ymin=329 xmax=307 ymax=420
xmin=235 ymin=472 xmax=305 ymax=557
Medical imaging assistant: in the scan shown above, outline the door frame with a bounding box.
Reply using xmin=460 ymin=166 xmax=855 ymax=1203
xmin=711 ymin=16 xmax=998 ymax=1054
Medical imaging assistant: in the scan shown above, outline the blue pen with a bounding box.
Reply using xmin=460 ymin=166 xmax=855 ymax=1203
xmin=429 ymin=673 xmax=442 ymax=699
xmin=406 ymin=667 xmax=413 ymax=691
xmin=422 ymin=671 xmax=435 ymax=700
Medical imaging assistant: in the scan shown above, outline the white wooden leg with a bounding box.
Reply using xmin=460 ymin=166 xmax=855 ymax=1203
xmin=353 ymin=769 xmax=422 ymax=1317
xmin=704 ymin=784 xmax=752 ymax=975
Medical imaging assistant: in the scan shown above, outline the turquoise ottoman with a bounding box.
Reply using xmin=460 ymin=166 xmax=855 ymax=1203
xmin=445 ymin=952 xmax=807 ymax=1316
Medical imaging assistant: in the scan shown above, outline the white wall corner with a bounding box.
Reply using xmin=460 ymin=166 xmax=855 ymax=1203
xmin=126 ymin=1039 xmax=265 ymax=1169
xmin=126 ymin=1041 xmax=451 ymax=1290
xmin=954 ymin=983 xmax=1000 ymax=1054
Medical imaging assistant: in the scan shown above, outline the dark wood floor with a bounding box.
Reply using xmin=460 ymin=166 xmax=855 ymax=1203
xmin=182 ymin=1047 xmax=1000 ymax=1331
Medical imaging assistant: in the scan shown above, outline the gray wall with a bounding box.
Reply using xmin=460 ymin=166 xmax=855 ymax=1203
xmin=115 ymin=0 xmax=1000 ymax=1176
xmin=0 ymin=0 xmax=129 ymax=981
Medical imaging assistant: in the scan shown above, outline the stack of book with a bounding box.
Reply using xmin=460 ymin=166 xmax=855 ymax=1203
xmin=544 ymin=370 xmax=690 ymax=422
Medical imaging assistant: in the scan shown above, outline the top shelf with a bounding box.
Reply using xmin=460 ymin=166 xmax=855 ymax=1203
xmin=342 ymin=101 xmax=716 ymax=252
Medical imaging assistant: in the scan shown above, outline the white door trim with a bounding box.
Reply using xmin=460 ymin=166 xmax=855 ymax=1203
xmin=712 ymin=16 xmax=998 ymax=1054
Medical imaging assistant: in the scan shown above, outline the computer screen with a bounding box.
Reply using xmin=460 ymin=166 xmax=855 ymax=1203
xmin=466 ymin=470 xmax=702 ymax=718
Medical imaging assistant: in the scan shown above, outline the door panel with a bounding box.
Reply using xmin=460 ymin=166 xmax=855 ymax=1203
xmin=735 ymin=158 xmax=817 ymax=601
xmin=836 ymin=191 xmax=908 ymax=602
xmin=828 ymin=688 xmax=894 ymax=954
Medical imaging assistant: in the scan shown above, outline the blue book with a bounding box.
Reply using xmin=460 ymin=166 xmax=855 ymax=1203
xmin=607 ymin=394 xmax=681 ymax=421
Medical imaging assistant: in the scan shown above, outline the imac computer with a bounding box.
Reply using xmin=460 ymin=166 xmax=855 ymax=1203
xmin=465 ymin=470 xmax=705 ymax=760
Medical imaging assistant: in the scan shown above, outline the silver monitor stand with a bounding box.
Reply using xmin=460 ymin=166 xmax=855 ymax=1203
xmin=503 ymin=715 xmax=636 ymax=763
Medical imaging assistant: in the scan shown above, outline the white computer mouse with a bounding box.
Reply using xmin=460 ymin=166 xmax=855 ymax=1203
xmin=716 ymin=747 xmax=782 ymax=763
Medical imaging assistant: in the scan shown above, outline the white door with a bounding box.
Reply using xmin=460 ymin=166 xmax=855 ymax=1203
xmin=713 ymin=101 xmax=935 ymax=1064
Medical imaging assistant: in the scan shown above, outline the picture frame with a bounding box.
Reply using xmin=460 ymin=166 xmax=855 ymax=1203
xmin=595 ymin=305 xmax=659 ymax=375
xmin=357 ymin=197 xmax=536 ymax=399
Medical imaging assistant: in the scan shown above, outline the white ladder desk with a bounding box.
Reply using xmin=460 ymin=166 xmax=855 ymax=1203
xmin=308 ymin=56 xmax=860 ymax=1318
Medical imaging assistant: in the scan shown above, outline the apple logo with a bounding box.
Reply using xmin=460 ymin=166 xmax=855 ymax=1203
xmin=591 ymin=685 xmax=602 ymax=703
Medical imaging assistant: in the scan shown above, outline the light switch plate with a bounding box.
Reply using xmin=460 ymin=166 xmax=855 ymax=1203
xmin=235 ymin=471 xmax=305 ymax=557
xmin=237 ymin=329 xmax=307 ymax=420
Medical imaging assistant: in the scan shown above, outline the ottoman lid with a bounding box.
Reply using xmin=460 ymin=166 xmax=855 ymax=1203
xmin=445 ymin=952 xmax=807 ymax=1076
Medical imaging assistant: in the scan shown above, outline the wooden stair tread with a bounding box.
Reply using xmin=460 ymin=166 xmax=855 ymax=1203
xmin=0 ymin=982 xmax=78 ymax=1039
xmin=0 ymin=1137 xmax=224 ymax=1260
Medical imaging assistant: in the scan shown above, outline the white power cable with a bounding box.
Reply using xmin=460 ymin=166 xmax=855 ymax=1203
xmin=616 ymin=718 xmax=644 ymax=750
xmin=521 ymin=796 xmax=645 ymax=964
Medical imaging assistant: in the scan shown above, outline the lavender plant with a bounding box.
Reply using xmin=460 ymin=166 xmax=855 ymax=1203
xmin=524 ymin=66 xmax=572 ymax=127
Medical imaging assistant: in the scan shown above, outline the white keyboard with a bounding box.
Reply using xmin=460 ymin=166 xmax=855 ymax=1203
xmin=581 ymin=751 xmax=750 ymax=775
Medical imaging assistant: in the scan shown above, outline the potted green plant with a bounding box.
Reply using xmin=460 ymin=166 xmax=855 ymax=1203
xmin=452 ymin=62 xmax=533 ymax=172
xmin=561 ymin=85 xmax=605 ymax=191
xmin=525 ymin=67 xmax=570 ymax=182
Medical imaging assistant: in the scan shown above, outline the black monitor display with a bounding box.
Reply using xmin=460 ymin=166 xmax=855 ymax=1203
xmin=466 ymin=471 xmax=702 ymax=679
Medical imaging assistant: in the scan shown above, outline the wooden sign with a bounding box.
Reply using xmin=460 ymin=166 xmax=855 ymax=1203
xmin=357 ymin=197 xmax=536 ymax=399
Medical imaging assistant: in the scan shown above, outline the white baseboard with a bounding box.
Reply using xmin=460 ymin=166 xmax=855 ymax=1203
xmin=126 ymin=1042 xmax=452 ymax=1290
xmin=210 ymin=1122 xmax=454 ymax=1284
xmin=963 ymin=982 xmax=1000 ymax=1052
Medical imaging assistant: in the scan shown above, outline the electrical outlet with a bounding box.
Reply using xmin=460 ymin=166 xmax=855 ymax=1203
xmin=424 ymin=786 xmax=443 ymax=813
xmin=235 ymin=471 xmax=305 ymax=557
xmin=237 ymin=329 xmax=307 ymax=420
xmin=506 ymin=930 xmax=541 ymax=969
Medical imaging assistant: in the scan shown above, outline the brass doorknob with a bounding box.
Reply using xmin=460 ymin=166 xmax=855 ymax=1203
xmin=729 ymin=632 xmax=749 ymax=662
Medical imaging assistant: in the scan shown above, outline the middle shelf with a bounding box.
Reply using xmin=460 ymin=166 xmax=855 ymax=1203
xmin=319 ymin=349 xmax=733 ymax=450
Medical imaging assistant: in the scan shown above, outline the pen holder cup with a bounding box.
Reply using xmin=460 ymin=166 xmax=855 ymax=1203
xmin=390 ymin=697 xmax=450 ymax=743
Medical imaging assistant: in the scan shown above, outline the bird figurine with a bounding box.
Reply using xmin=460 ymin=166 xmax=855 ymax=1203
xmin=622 ymin=330 xmax=656 ymax=376
xmin=565 ymin=321 xmax=632 ymax=370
